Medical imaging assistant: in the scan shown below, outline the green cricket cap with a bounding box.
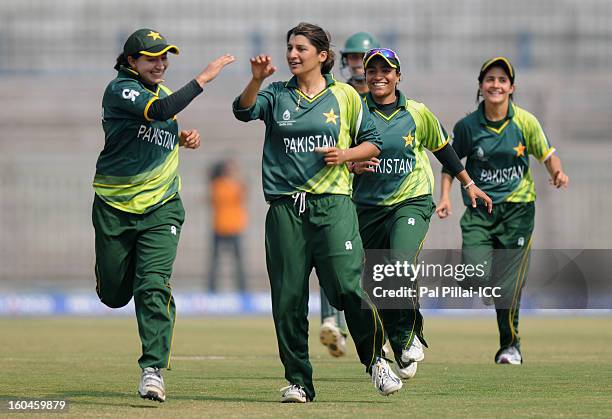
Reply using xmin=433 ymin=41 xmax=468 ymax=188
xmin=479 ymin=56 xmax=514 ymax=84
xmin=123 ymin=28 xmax=180 ymax=57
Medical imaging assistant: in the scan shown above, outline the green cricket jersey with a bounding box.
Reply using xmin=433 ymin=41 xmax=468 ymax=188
xmin=451 ymin=101 xmax=555 ymax=205
xmin=233 ymin=74 xmax=382 ymax=202
xmin=352 ymin=91 xmax=449 ymax=207
xmin=94 ymin=67 xmax=181 ymax=214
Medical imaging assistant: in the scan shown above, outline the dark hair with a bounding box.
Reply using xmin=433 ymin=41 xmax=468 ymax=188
xmin=114 ymin=52 xmax=141 ymax=71
xmin=286 ymin=22 xmax=335 ymax=74
xmin=476 ymin=63 xmax=514 ymax=103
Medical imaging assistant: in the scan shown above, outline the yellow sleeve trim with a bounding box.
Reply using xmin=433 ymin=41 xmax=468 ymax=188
xmin=540 ymin=147 xmax=556 ymax=162
xmin=159 ymin=84 xmax=173 ymax=95
xmin=144 ymin=97 xmax=159 ymax=122
xmin=430 ymin=137 xmax=450 ymax=152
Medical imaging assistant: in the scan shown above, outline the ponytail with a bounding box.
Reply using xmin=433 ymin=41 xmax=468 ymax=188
xmin=114 ymin=52 xmax=140 ymax=71
xmin=114 ymin=53 xmax=127 ymax=71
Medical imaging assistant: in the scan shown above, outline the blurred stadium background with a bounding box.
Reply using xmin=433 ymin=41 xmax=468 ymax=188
xmin=1 ymin=0 xmax=611 ymax=314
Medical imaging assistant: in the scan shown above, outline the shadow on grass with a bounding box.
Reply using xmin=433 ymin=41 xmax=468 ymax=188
xmin=180 ymin=375 xmax=365 ymax=383
xmin=49 ymin=391 xmax=161 ymax=409
xmin=47 ymin=390 xmax=392 ymax=406
xmin=172 ymin=394 xmax=390 ymax=404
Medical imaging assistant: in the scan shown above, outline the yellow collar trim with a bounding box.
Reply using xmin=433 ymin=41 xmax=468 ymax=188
xmin=294 ymin=87 xmax=329 ymax=103
xmin=486 ymin=119 xmax=511 ymax=135
xmin=374 ymin=108 xmax=401 ymax=121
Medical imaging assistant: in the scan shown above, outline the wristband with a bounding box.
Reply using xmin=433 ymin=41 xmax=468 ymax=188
xmin=463 ymin=180 xmax=475 ymax=190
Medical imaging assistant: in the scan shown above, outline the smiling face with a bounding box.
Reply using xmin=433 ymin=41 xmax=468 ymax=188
xmin=479 ymin=66 xmax=514 ymax=106
xmin=365 ymin=57 xmax=400 ymax=103
xmin=286 ymin=34 xmax=327 ymax=76
xmin=128 ymin=53 xmax=168 ymax=85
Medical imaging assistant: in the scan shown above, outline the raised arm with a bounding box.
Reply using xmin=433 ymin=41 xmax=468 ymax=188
xmin=238 ymin=55 xmax=277 ymax=109
xmin=147 ymin=54 xmax=235 ymax=121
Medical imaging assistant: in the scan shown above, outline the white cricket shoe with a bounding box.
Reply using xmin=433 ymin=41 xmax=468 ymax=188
xmin=401 ymin=336 xmax=424 ymax=363
xmin=138 ymin=367 xmax=165 ymax=402
xmin=396 ymin=361 xmax=418 ymax=379
xmin=280 ymin=384 xmax=308 ymax=403
xmin=495 ymin=347 xmax=522 ymax=365
xmin=319 ymin=319 xmax=347 ymax=358
xmin=382 ymin=340 xmax=392 ymax=359
xmin=371 ymin=357 xmax=403 ymax=396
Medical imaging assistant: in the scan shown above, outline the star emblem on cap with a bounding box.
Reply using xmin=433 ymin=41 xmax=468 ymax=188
xmin=323 ymin=109 xmax=338 ymax=125
xmin=513 ymin=142 xmax=526 ymax=157
xmin=403 ymin=132 xmax=414 ymax=147
xmin=147 ymin=31 xmax=162 ymax=41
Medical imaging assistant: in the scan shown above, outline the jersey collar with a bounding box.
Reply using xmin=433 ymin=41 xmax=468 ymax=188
xmin=365 ymin=89 xmax=407 ymax=111
xmin=477 ymin=99 xmax=515 ymax=126
xmin=285 ymin=73 xmax=336 ymax=89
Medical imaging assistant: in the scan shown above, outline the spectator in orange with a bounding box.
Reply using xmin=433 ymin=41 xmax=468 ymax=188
xmin=207 ymin=159 xmax=248 ymax=293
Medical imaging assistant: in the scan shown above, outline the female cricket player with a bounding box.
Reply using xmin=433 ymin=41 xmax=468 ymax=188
xmin=436 ymin=56 xmax=569 ymax=365
xmin=92 ymin=28 xmax=234 ymax=402
xmin=232 ymin=22 xmax=402 ymax=402
xmin=352 ymin=48 xmax=492 ymax=379
xmin=319 ymin=31 xmax=381 ymax=359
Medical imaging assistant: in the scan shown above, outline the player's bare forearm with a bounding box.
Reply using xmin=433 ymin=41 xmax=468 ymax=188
xmin=316 ymin=143 xmax=379 ymax=166
xmin=544 ymin=154 xmax=562 ymax=177
xmin=345 ymin=142 xmax=380 ymax=162
xmin=238 ymin=78 xmax=264 ymax=109
xmin=436 ymin=172 xmax=455 ymax=218
xmin=440 ymin=173 xmax=454 ymax=200
xmin=544 ymin=154 xmax=569 ymax=188
xmin=454 ymin=170 xmax=473 ymax=189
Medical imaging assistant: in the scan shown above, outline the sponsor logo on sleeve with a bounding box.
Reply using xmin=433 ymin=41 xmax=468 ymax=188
xmin=122 ymin=89 xmax=140 ymax=102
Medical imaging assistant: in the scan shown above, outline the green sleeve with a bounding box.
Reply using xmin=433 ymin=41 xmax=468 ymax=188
xmin=232 ymin=82 xmax=278 ymax=123
xmin=451 ymin=119 xmax=471 ymax=159
xmin=522 ymin=113 xmax=555 ymax=161
xmin=353 ymin=96 xmax=382 ymax=150
xmin=416 ymin=104 xmax=450 ymax=152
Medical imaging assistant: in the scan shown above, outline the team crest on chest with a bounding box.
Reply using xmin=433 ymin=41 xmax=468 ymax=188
xmin=513 ymin=142 xmax=526 ymax=157
xmin=402 ymin=131 xmax=414 ymax=147
xmin=323 ymin=109 xmax=338 ymax=125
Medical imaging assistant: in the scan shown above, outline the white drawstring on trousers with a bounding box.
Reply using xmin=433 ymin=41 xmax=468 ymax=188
xmin=291 ymin=192 xmax=306 ymax=215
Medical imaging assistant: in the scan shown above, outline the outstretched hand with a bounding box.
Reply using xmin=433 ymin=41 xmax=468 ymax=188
xmin=198 ymin=54 xmax=235 ymax=85
xmin=250 ymin=55 xmax=277 ymax=81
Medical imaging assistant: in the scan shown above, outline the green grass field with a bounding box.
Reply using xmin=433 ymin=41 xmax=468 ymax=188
xmin=1 ymin=316 xmax=611 ymax=418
